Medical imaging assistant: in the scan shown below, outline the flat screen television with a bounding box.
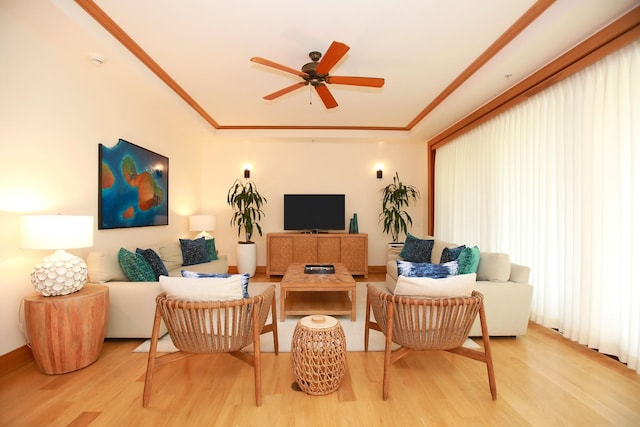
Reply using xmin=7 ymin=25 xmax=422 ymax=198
xmin=284 ymin=194 xmax=345 ymax=232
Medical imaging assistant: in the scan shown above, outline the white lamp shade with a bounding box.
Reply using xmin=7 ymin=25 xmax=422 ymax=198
xmin=189 ymin=215 xmax=216 ymax=232
xmin=20 ymin=215 xmax=94 ymax=250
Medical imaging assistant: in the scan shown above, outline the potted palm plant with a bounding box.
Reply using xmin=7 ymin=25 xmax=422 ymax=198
xmin=379 ymin=172 xmax=420 ymax=246
xmin=227 ymin=178 xmax=267 ymax=277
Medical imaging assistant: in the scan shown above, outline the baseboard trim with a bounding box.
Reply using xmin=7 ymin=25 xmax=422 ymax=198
xmin=0 ymin=345 xmax=33 ymax=378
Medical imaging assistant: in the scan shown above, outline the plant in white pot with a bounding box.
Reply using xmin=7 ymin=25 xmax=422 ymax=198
xmin=379 ymin=172 xmax=420 ymax=248
xmin=227 ymin=178 xmax=267 ymax=277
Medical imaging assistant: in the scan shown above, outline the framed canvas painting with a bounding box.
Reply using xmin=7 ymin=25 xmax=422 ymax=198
xmin=99 ymin=139 xmax=169 ymax=229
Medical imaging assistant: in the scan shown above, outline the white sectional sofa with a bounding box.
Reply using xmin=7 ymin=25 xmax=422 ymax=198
xmin=385 ymin=238 xmax=533 ymax=337
xmin=86 ymin=242 xmax=228 ymax=339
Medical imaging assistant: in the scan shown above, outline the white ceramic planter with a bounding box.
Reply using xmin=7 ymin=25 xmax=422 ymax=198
xmin=236 ymin=242 xmax=257 ymax=277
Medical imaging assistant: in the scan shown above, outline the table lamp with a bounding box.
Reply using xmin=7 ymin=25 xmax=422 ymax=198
xmin=189 ymin=215 xmax=216 ymax=239
xmin=20 ymin=215 xmax=94 ymax=296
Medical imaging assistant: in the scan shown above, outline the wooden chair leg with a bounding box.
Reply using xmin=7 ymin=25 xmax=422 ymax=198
xmin=382 ymin=302 xmax=394 ymax=401
xmin=271 ymin=292 xmax=279 ymax=355
xmin=364 ymin=286 xmax=372 ymax=352
xmin=252 ymin=302 xmax=262 ymax=406
xmin=479 ymin=301 xmax=497 ymax=400
xmin=142 ymin=304 xmax=163 ymax=408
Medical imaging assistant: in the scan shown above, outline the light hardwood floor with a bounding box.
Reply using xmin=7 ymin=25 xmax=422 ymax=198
xmin=1 ymin=276 xmax=639 ymax=426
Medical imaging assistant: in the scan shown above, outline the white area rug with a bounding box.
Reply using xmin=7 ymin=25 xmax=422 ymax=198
xmin=134 ymin=282 xmax=481 ymax=353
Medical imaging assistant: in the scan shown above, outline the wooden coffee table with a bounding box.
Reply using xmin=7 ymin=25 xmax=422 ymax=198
xmin=280 ymin=263 xmax=356 ymax=321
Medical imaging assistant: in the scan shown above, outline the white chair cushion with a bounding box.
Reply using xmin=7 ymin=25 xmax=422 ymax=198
xmin=159 ymin=275 xmax=244 ymax=301
xmin=394 ymin=273 xmax=477 ymax=298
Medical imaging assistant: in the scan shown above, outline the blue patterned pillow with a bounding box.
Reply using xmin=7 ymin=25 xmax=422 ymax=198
xmin=205 ymin=238 xmax=218 ymax=261
xmin=397 ymin=260 xmax=458 ymax=278
xmin=118 ymin=248 xmax=156 ymax=282
xmin=136 ymin=248 xmax=168 ymax=280
xmin=399 ymin=233 xmax=434 ymax=263
xmin=181 ymin=271 xmax=250 ymax=298
xmin=179 ymin=237 xmax=209 ymax=266
xmin=440 ymin=245 xmax=466 ymax=263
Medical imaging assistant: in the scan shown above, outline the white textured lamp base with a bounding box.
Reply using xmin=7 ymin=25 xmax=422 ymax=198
xmin=31 ymin=250 xmax=88 ymax=296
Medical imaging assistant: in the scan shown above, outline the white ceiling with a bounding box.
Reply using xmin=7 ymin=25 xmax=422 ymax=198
xmin=63 ymin=0 xmax=638 ymax=142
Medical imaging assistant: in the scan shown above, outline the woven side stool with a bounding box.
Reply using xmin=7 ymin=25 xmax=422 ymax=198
xmin=291 ymin=315 xmax=347 ymax=395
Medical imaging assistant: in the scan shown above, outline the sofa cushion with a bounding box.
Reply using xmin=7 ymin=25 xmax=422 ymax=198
xmin=399 ymin=233 xmax=434 ymax=263
xmin=440 ymin=245 xmax=466 ymax=263
xmin=136 ymin=248 xmax=168 ymax=280
xmin=158 ymin=243 xmax=184 ymax=271
xmin=181 ymin=271 xmax=249 ymax=298
xmin=179 ymin=237 xmax=210 ymax=266
xmin=87 ymin=251 xmax=128 ymax=283
xmin=457 ymin=246 xmax=481 ymax=274
xmin=397 ymin=260 xmax=458 ymax=278
xmin=477 ymin=252 xmax=511 ymax=282
xmin=118 ymin=248 xmax=156 ymax=282
xmin=206 ymin=238 xmax=218 ymax=261
xmin=394 ymin=273 xmax=476 ymax=298
xmin=509 ymin=263 xmax=531 ymax=283
xmin=159 ymin=275 xmax=244 ymax=301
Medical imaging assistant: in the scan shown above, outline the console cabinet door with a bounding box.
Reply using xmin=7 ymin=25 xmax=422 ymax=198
xmin=267 ymin=236 xmax=293 ymax=275
xmin=341 ymin=235 xmax=368 ymax=276
xmin=292 ymin=235 xmax=317 ymax=263
xmin=317 ymin=236 xmax=341 ymax=264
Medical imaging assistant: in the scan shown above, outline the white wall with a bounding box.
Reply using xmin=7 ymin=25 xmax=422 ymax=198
xmin=0 ymin=1 xmax=427 ymax=357
xmin=0 ymin=1 xmax=212 ymax=356
xmin=201 ymin=140 xmax=426 ymax=267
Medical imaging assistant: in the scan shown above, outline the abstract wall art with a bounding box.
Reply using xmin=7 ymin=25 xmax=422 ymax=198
xmin=99 ymin=139 xmax=168 ymax=229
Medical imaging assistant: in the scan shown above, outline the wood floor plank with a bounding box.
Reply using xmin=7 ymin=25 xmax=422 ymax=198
xmin=1 ymin=322 xmax=639 ymax=426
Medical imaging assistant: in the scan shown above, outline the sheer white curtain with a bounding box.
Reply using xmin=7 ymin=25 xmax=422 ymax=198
xmin=434 ymin=40 xmax=640 ymax=372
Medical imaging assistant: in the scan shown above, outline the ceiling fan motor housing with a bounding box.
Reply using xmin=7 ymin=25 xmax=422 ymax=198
xmin=302 ymin=51 xmax=326 ymax=85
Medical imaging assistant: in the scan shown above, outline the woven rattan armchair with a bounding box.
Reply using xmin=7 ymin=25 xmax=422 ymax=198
xmin=142 ymin=285 xmax=278 ymax=407
xmin=364 ymin=284 xmax=496 ymax=401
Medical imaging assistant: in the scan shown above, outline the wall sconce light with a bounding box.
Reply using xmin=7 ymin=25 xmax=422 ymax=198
xmin=189 ymin=215 xmax=216 ymax=239
xmin=20 ymin=215 xmax=94 ymax=296
xmin=244 ymin=168 xmax=250 ymax=179
xmin=376 ymin=169 xmax=383 ymax=179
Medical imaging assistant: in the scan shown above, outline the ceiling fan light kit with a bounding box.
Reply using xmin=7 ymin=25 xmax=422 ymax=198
xmin=251 ymin=41 xmax=384 ymax=109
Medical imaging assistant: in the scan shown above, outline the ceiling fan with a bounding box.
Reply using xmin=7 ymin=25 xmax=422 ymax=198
xmin=250 ymin=41 xmax=384 ymax=109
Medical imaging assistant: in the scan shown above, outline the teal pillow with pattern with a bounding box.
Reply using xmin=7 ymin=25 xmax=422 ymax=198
xmin=118 ymin=248 xmax=156 ymax=282
xmin=206 ymin=238 xmax=218 ymax=261
xmin=457 ymin=246 xmax=481 ymax=275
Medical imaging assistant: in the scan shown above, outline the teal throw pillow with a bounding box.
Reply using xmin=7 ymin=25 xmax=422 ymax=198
xmin=440 ymin=245 xmax=466 ymax=263
xmin=206 ymin=238 xmax=218 ymax=261
xmin=118 ymin=248 xmax=156 ymax=282
xmin=181 ymin=271 xmax=249 ymax=298
xmin=399 ymin=233 xmax=434 ymax=263
xmin=179 ymin=237 xmax=209 ymax=266
xmin=457 ymin=246 xmax=481 ymax=274
xmin=397 ymin=260 xmax=458 ymax=278
xmin=136 ymin=248 xmax=168 ymax=280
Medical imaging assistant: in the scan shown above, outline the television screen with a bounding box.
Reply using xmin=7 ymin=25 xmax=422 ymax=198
xmin=284 ymin=194 xmax=345 ymax=231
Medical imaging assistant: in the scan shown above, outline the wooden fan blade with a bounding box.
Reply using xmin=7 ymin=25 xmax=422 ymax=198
xmin=326 ymin=76 xmax=385 ymax=88
xmin=250 ymin=57 xmax=307 ymax=77
xmin=315 ymin=41 xmax=350 ymax=75
xmin=263 ymin=82 xmax=307 ymax=100
xmin=315 ymin=84 xmax=338 ymax=109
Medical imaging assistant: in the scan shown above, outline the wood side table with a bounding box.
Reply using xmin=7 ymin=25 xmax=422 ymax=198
xmin=291 ymin=315 xmax=347 ymax=395
xmin=23 ymin=284 xmax=109 ymax=375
